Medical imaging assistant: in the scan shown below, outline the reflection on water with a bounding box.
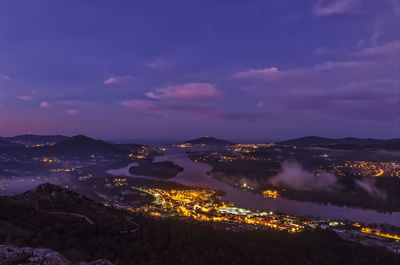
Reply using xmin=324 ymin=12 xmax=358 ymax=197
xmin=151 ymin=150 xmax=400 ymax=226
xmin=107 ymin=162 xmax=139 ymax=176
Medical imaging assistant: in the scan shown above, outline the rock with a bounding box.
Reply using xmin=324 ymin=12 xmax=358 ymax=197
xmin=0 ymin=245 xmax=113 ymax=265
xmin=0 ymin=245 xmax=68 ymax=265
xmin=75 ymin=260 xmax=114 ymax=265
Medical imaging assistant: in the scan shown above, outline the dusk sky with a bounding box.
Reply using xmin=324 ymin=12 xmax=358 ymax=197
xmin=0 ymin=0 xmax=399 ymax=141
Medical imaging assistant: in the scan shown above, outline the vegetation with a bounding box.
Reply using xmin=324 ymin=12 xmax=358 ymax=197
xmin=0 ymin=184 xmax=399 ymax=265
xmin=129 ymin=161 xmax=184 ymax=179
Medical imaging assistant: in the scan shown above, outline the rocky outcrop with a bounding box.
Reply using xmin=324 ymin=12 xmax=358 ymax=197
xmin=0 ymin=245 xmax=113 ymax=265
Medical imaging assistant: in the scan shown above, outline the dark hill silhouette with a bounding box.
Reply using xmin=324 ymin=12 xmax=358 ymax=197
xmin=183 ymin=136 xmax=233 ymax=146
xmin=277 ymin=136 xmax=399 ymax=150
xmin=2 ymin=134 xmax=68 ymax=146
xmin=0 ymin=139 xmax=24 ymax=148
xmin=42 ymin=135 xmax=129 ymax=157
xmin=0 ymin=184 xmax=398 ymax=265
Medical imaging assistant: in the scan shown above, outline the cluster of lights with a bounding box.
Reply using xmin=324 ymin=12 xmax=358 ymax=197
xmin=230 ymin=143 xmax=275 ymax=153
xmin=50 ymin=168 xmax=71 ymax=172
xmin=174 ymin=143 xmax=193 ymax=148
xmin=334 ymin=161 xmax=400 ymax=178
xmin=262 ymin=190 xmax=280 ymax=198
xmin=128 ymin=146 xmax=155 ymax=159
xmin=24 ymin=142 xmax=56 ymax=148
xmin=78 ymin=174 xmax=94 ymax=181
xmin=353 ymin=223 xmax=400 ymax=241
xmin=131 ymin=187 xmax=306 ymax=232
xmin=113 ymin=178 xmax=128 ymax=186
xmin=42 ymin=158 xmax=54 ymax=163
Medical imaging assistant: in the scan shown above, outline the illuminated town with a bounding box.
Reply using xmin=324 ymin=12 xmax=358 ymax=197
xmin=333 ymin=161 xmax=400 ymax=178
xmin=108 ymin=187 xmax=308 ymax=232
xmin=98 ymin=183 xmax=400 ymax=253
xmin=262 ymin=190 xmax=280 ymax=198
xmin=1 ymin=0 xmax=400 ymax=262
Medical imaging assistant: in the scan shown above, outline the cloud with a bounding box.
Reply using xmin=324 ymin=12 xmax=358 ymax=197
xmin=120 ymin=99 xmax=266 ymax=122
xmin=121 ymin=99 xmax=161 ymax=112
xmin=386 ymin=0 xmax=400 ymax=16
xmin=40 ymin=101 xmax=51 ymax=109
xmin=0 ymin=74 xmax=10 ymax=81
xmin=104 ymin=75 xmax=132 ymax=85
xmin=233 ymin=41 xmax=398 ymax=86
xmin=269 ymin=161 xmax=338 ymax=190
xmin=146 ymin=58 xmax=168 ymax=70
xmin=236 ymin=41 xmax=399 ymax=122
xmin=313 ymin=0 xmax=361 ymax=16
xmin=145 ymin=83 xmax=222 ymax=100
xmin=353 ymin=40 xmax=400 ymax=57
xmin=16 ymin=96 xmax=33 ymax=102
xmin=66 ymin=109 xmax=80 ymax=115
xmin=355 ymin=178 xmax=387 ymax=200
xmin=233 ymin=67 xmax=283 ymax=81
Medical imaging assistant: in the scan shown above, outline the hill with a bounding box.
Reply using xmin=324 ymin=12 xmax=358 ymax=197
xmin=278 ymin=136 xmax=337 ymax=146
xmin=183 ymin=136 xmax=233 ymax=146
xmin=277 ymin=136 xmax=400 ymax=150
xmin=0 ymin=184 xmax=399 ymax=265
xmin=2 ymin=134 xmax=68 ymax=146
xmin=129 ymin=161 xmax=184 ymax=179
xmin=0 ymin=139 xmax=24 ymax=148
xmin=41 ymin=135 xmax=129 ymax=157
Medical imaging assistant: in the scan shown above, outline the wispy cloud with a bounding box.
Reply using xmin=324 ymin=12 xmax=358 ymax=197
xmin=233 ymin=67 xmax=283 ymax=81
xmin=40 ymin=101 xmax=51 ymax=109
xmin=233 ymin=41 xmax=398 ymax=85
xmin=121 ymin=99 xmax=161 ymax=112
xmin=353 ymin=40 xmax=400 ymax=57
xmin=66 ymin=109 xmax=80 ymax=115
xmin=121 ymin=99 xmax=214 ymax=118
xmin=145 ymin=83 xmax=222 ymax=100
xmin=145 ymin=58 xmax=169 ymax=70
xmin=104 ymin=75 xmax=132 ymax=85
xmin=313 ymin=0 xmax=361 ymax=16
xmin=120 ymin=99 xmax=263 ymax=121
xmin=386 ymin=0 xmax=400 ymax=16
xmin=0 ymin=74 xmax=10 ymax=81
xmin=235 ymin=41 xmax=399 ymax=122
xmin=16 ymin=95 xmax=33 ymax=102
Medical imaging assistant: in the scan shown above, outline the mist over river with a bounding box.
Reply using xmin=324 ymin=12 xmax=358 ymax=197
xmin=109 ymin=148 xmax=400 ymax=226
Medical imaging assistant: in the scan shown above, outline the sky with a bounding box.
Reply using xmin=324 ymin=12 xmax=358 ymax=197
xmin=0 ymin=0 xmax=399 ymax=141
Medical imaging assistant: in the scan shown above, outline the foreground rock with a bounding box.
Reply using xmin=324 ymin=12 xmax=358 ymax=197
xmin=0 ymin=245 xmax=113 ymax=265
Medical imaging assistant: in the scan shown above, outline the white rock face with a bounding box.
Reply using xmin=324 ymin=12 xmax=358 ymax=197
xmin=0 ymin=245 xmax=113 ymax=265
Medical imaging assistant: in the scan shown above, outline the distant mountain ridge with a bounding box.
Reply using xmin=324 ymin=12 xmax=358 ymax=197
xmin=183 ymin=136 xmax=234 ymax=146
xmin=0 ymin=134 xmax=148 ymax=158
xmin=277 ymin=136 xmax=400 ymax=150
xmin=41 ymin=135 xmax=130 ymax=157
xmin=0 ymin=134 xmax=68 ymax=146
xmin=0 ymin=139 xmax=24 ymax=148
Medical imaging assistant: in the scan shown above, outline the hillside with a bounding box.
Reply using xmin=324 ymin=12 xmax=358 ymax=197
xmin=129 ymin=161 xmax=184 ymax=179
xmin=0 ymin=184 xmax=399 ymax=265
xmin=0 ymin=140 xmax=24 ymax=148
xmin=277 ymin=136 xmax=399 ymax=149
xmin=41 ymin=135 xmax=129 ymax=157
xmin=2 ymin=134 xmax=68 ymax=146
xmin=183 ymin=136 xmax=233 ymax=146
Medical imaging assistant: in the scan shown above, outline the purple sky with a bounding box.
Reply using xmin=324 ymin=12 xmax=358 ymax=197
xmin=0 ymin=0 xmax=399 ymax=141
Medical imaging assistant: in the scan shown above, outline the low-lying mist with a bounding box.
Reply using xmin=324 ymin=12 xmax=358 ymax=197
xmin=268 ymin=161 xmax=337 ymax=191
xmin=268 ymin=161 xmax=388 ymax=200
xmin=355 ymin=178 xmax=388 ymax=200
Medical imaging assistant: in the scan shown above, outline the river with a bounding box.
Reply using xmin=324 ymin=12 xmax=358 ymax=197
xmin=110 ymin=149 xmax=400 ymax=226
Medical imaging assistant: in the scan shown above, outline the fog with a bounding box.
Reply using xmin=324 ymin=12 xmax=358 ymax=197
xmin=268 ymin=161 xmax=337 ymax=190
xmin=0 ymin=173 xmax=72 ymax=196
xmin=355 ymin=178 xmax=388 ymax=200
